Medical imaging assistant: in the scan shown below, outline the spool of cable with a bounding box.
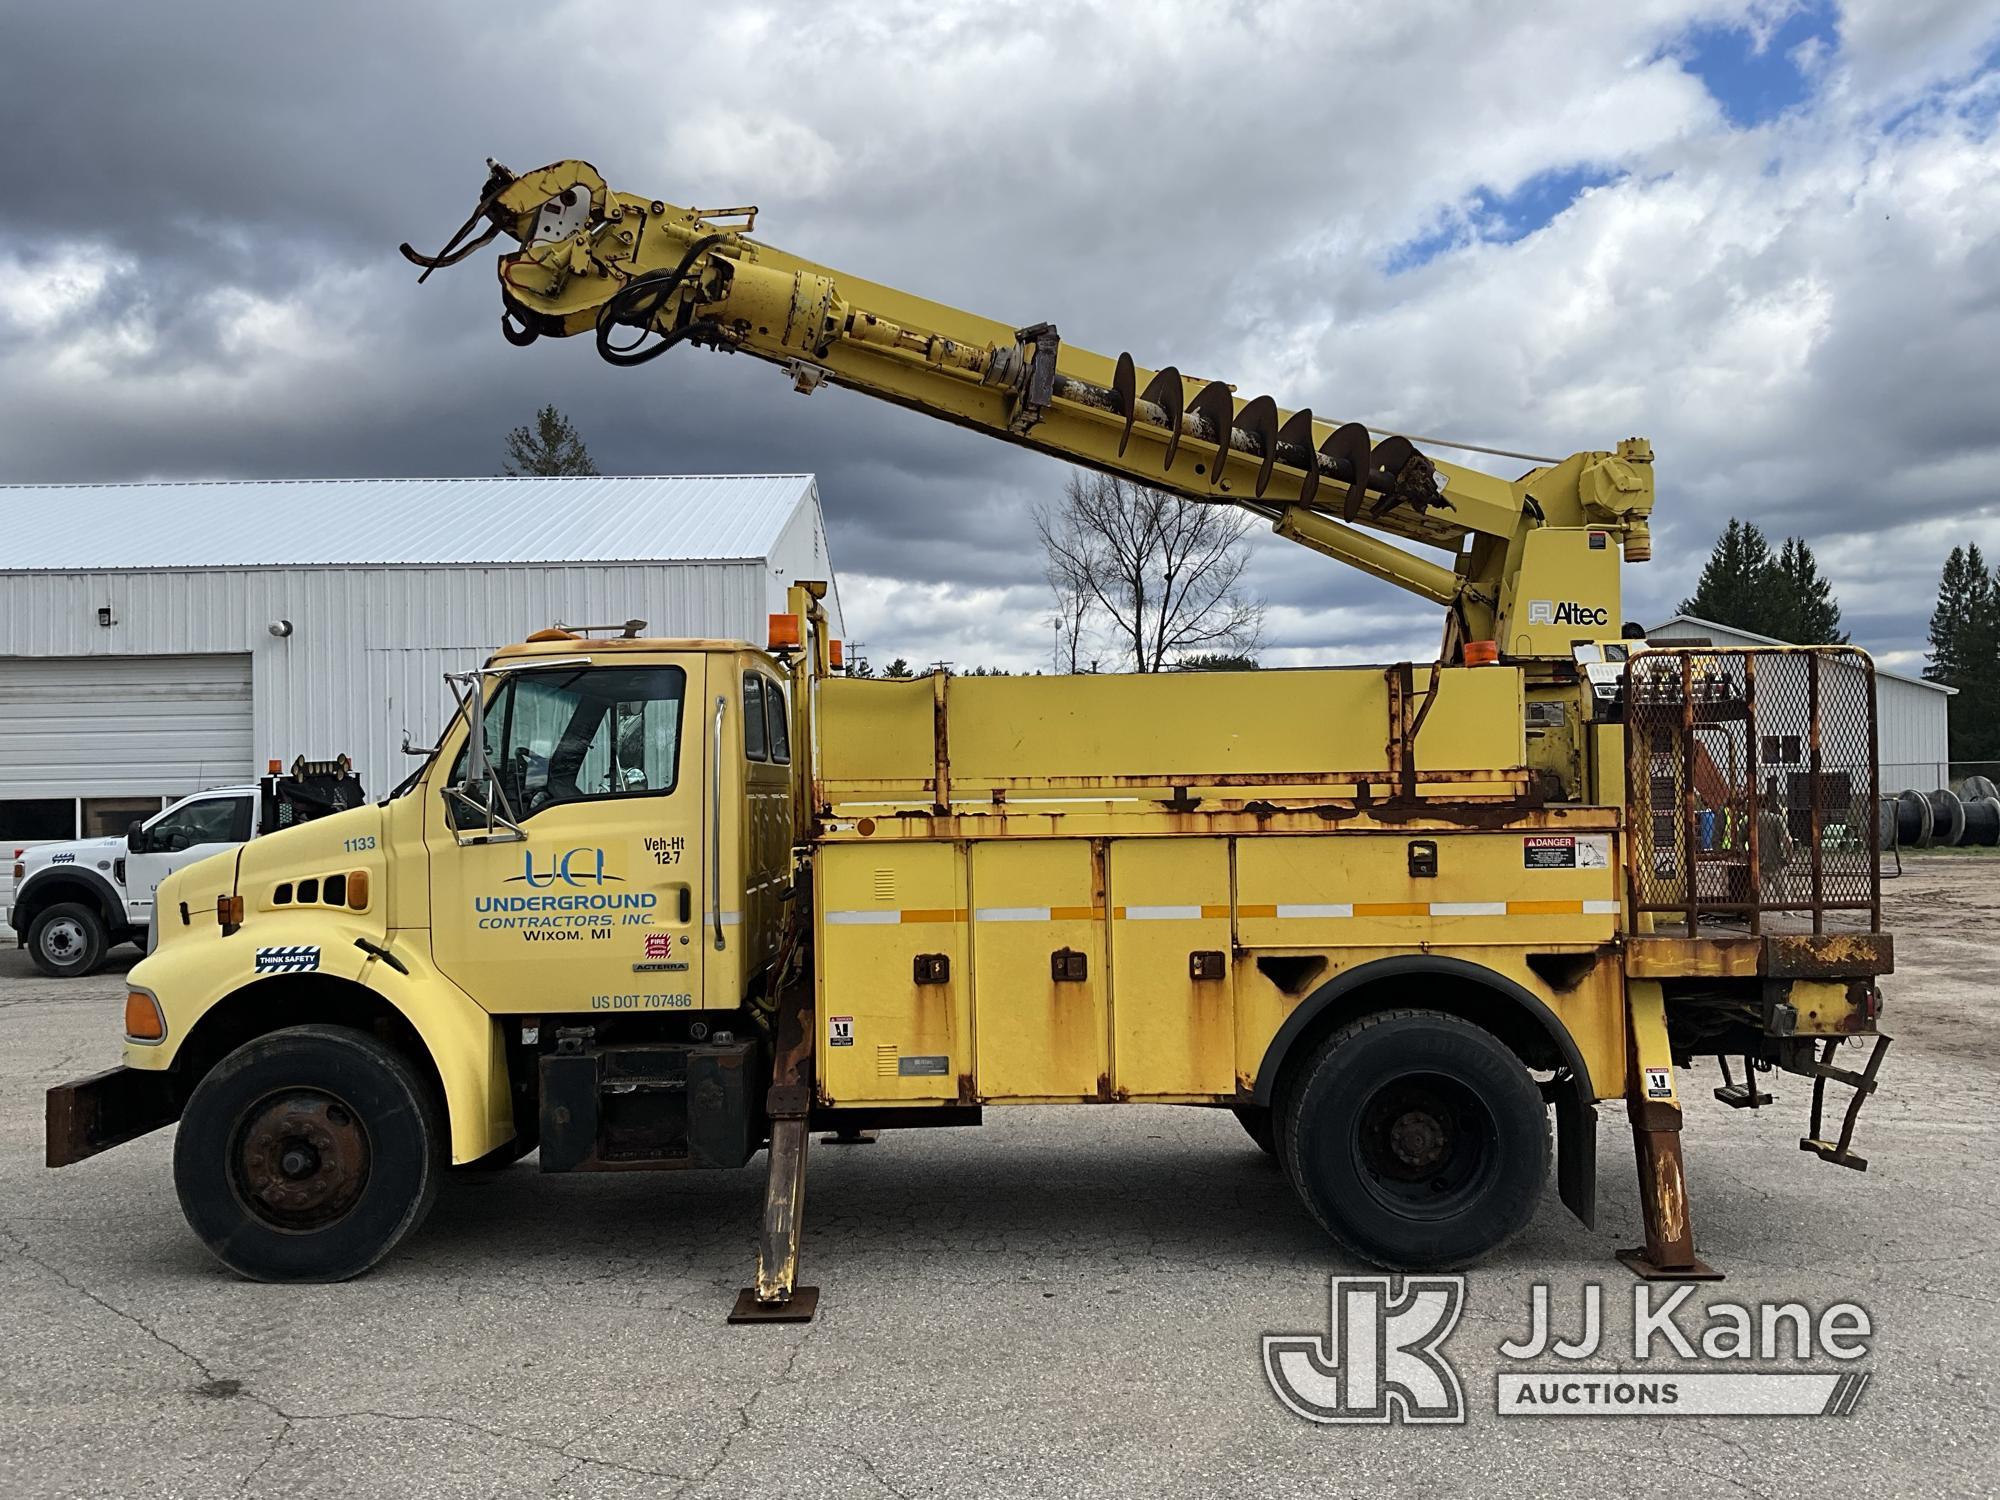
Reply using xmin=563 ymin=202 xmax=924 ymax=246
xmin=1961 ymin=796 xmax=2000 ymax=848
xmin=1896 ymin=788 xmax=1934 ymax=848
xmin=1963 ymin=774 xmax=1999 ymax=803
xmin=1927 ymin=787 xmax=1967 ymax=847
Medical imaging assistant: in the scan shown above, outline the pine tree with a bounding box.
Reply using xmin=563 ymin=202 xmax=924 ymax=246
xmin=1769 ymin=537 xmax=1848 ymax=645
xmin=1682 ymin=521 xmax=1848 ymax=644
xmin=1681 ymin=520 xmax=1778 ymax=634
xmin=504 ymin=405 xmax=599 ymax=476
xmin=883 ymin=658 xmax=913 ymax=679
xmin=1928 ymin=544 xmax=1999 ymax=764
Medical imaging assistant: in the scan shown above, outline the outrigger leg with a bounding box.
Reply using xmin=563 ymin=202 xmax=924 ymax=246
xmin=729 ymin=985 xmax=820 ymax=1323
xmin=1616 ymin=979 xmax=1724 ymax=1282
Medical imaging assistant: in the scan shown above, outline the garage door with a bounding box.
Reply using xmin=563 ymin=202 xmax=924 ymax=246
xmin=0 ymin=654 xmax=254 ymax=799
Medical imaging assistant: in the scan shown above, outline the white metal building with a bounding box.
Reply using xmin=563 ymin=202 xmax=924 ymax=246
xmin=1647 ymin=614 xmax=1953 ymax=790
xmin=0 ymin=474 xmax=842 ymax=845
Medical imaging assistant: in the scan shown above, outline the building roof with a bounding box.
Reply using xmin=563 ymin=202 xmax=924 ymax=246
xmin=1647 ymin=614 xmax=1954 ymax=694
xmin=0 ymin=474 xmax=820 ymax=571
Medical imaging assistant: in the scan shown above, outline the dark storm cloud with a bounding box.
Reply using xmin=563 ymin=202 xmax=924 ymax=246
xmin=1 ymin=1 xmax=1996 ymax=672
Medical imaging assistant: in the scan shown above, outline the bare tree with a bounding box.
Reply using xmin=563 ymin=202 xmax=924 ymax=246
xmin=1035 ymin=473 xmax=1265 ymax=673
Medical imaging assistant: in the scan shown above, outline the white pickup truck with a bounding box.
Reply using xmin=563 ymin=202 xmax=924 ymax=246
xmin=8 ymin=759 xmax=362 ymax=978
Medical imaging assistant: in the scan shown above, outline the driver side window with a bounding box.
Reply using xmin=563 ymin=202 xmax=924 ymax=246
xmin=141 ymin=795 xmax=250 ymax=852
xmin=451 ymin=664 xmax=686 ymax=826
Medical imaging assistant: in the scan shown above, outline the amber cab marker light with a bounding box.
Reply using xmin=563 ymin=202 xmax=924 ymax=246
xmin=347 ymin=869 xmax=370 ymax=910
xmin=124 ymin=990 xmax=166 ymax=1043
xmin=767 ymin=613 xmax=801 ymax=651
xmin=1463 ymin=640 xmax=1501 ymax=666
xmin=216 ymin=894 xmax=245 ymax=926
xmin=267 ymin=758 xmax=282 ymax=774
xmin=828 ymin=638 xmax=845 ymax=669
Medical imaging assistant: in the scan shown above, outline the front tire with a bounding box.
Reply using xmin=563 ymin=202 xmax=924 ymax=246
xmin=27 ymin=902 xmax=108 ymax=978
xmin=174 ymin=1025 xmax=442 ymax=1282
xmin=1281 ymin=1009 xmax=1549 ymax=1270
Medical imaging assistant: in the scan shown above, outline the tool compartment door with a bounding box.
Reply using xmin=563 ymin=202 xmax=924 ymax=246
xmin=970 ymin=840 xmax=1107 ymax=1100
xmin=1109 ymin=839 xmax=1235 ymax=1098
xmin=816 ymin=842 xmax=970 ymax=1104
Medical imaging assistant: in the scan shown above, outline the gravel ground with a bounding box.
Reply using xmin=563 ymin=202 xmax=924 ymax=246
xmin=2 ymin=853 xmax=1995 ymax=1498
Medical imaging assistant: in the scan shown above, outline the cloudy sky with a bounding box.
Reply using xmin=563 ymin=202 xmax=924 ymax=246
xmin=2 ymin=1 xmax=1996 ymax=674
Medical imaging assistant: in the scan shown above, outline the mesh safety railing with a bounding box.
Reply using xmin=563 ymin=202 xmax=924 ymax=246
xmin=1624 ymin=647 xmax=1880 ymax=935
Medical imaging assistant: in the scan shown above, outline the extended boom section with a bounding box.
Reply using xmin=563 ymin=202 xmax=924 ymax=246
xmin=406 ymin=159 xmax=1656 ymax=658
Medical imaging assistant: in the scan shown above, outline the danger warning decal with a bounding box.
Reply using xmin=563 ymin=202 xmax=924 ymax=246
xmin=1523 ymin=834 xmax=1610 ymax=870
xmin=828 ymin=1015 xmax=854 ymax=1047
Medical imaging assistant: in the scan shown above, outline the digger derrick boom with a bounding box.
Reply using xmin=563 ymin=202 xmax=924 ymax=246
xmin=406 ymin=159 xmax=1657 ymax=661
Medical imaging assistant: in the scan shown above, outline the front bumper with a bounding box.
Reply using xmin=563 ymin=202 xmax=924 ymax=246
xmin=45 ymin=1067 xmax=181 ymax=1167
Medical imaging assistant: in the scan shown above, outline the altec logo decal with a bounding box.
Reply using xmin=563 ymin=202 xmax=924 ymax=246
xmin=1527 ymin=599 xmax=1610 ymax=627
xmin=507 ymin=848 xmax=625 ymax=888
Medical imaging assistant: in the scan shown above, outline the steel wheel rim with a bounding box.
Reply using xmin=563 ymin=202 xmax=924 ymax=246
xmin=41 ymin=916 xmax=86 ymax=963
xmin=1349 ymin=1071 xmax=1498 ymax=1221
xmin=229 ymin=1088 xmax=372 ymax=1232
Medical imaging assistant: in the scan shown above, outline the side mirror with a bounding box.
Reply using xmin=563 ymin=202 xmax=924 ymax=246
xmin=126 ymin=819 xmax=146 ymax=852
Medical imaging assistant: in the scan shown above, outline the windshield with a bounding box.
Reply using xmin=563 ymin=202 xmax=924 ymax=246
xmin=449 ymin=664 xmax=686 ymax=826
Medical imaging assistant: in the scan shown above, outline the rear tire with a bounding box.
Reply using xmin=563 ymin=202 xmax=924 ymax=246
xmin=174 ymin=1025 xmax=442 ymax=1282
xmin=27 ymin=902 xmax=108 ymax=978
xmin=1280 ymin=1008 xmax=1548 ymax=1270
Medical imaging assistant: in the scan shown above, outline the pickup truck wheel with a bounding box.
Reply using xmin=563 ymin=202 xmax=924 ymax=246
xmin=27 ymin=902 xmax=108 ymax=978
xmin=1281 ymin=1009 xmax=1549 ymax=1270
xmin=174 ymin=1025 xmax=441 ymax=1283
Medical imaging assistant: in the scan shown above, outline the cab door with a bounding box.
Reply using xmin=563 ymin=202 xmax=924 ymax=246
xmin=126 ymin=791 xmax=254 ymax=921
xmin=424 ymin=656 xmax=707 ymax=1014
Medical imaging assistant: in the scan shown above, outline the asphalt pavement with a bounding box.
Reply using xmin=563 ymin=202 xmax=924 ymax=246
xmin=2 ymin=854 xmax=1995 ymax=1498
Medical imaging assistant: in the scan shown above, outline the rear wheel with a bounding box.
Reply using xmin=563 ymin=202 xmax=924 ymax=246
xmin=174 ymin=1025 xmax=442 ymax=1282
xmin=1281 ymin=1009 xmax=1548 ymax=1269
xmin=27 ymin=902 xmax=108 ymax=978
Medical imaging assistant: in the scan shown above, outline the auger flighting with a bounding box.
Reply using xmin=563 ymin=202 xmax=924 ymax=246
xmin=405 ymin=158 xmax=1657 ymax=658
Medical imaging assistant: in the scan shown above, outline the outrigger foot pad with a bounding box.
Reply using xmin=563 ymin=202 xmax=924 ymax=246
xmin=729 ymin=1286 xmax=820 ymax=1324
xmin=1616 ymin=1248 xmax=1723 ymax=1282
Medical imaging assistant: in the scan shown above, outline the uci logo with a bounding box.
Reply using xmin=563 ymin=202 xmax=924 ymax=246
xmin=1263 ymin=1275 xmax=1466 ymax=1424
xmin=506 ymin=847 xmax=625 ymax=888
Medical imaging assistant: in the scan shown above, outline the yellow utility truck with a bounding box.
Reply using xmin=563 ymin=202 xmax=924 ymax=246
xmin=48 ymin=161 xmax=1892 ymax=1322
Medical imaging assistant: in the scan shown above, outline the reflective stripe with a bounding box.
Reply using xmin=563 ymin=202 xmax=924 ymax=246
xmin=1275 ymin=902 xmax=1353 ymax=919
xmin=823 ymin=910 xmax=900 ymax=926
xmin=1430 ymin=901 xmax=1508 ymax=917
xmin=976 ymin=907 xmax=1051 ymax=922
xmin=1121 ymin=904 xmax=1203 ymax=921
xmin=701 ymin=911 xmax=742 ymax=926
xmin=1584 ymin=899 xmax=1621 ymax=915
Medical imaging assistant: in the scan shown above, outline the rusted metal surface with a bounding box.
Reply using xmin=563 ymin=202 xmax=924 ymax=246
xmin=236 ymin=1091 xmax=370 ymax=1229
xmin=824 ymin=800 xmax=1611 ymax=842
xmin=1800 ymin=1034 xmax=1890 ymax=1171
xmin=1625 ymin=647 xmax=1880 ymax=937
xmin=736 ymin=973 xmax=818 ymax=1320
xmin=1625 ymin=931 xmax=1892 ymax=980
xmin=45 ymin=1067 xmax=181 ymax=1169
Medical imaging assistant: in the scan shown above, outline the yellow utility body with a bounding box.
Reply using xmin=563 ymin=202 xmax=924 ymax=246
xmin=44 ymin=162 xmax=1894 ymax=1322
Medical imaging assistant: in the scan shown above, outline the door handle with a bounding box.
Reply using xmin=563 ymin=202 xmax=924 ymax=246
xmin=679 ymin=886 xmax=692 ymax=924
xmin=711 ymin=694 xmax=726 ymax=952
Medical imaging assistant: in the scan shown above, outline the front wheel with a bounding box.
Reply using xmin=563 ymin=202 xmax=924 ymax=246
xmin=174 ymin=1025 xmax=442 ymax=1282
xmin=1281 ymin=1009 xmax=1549 ymax=1270
xmin=27 ymin=902 xmax=108 ymax=978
